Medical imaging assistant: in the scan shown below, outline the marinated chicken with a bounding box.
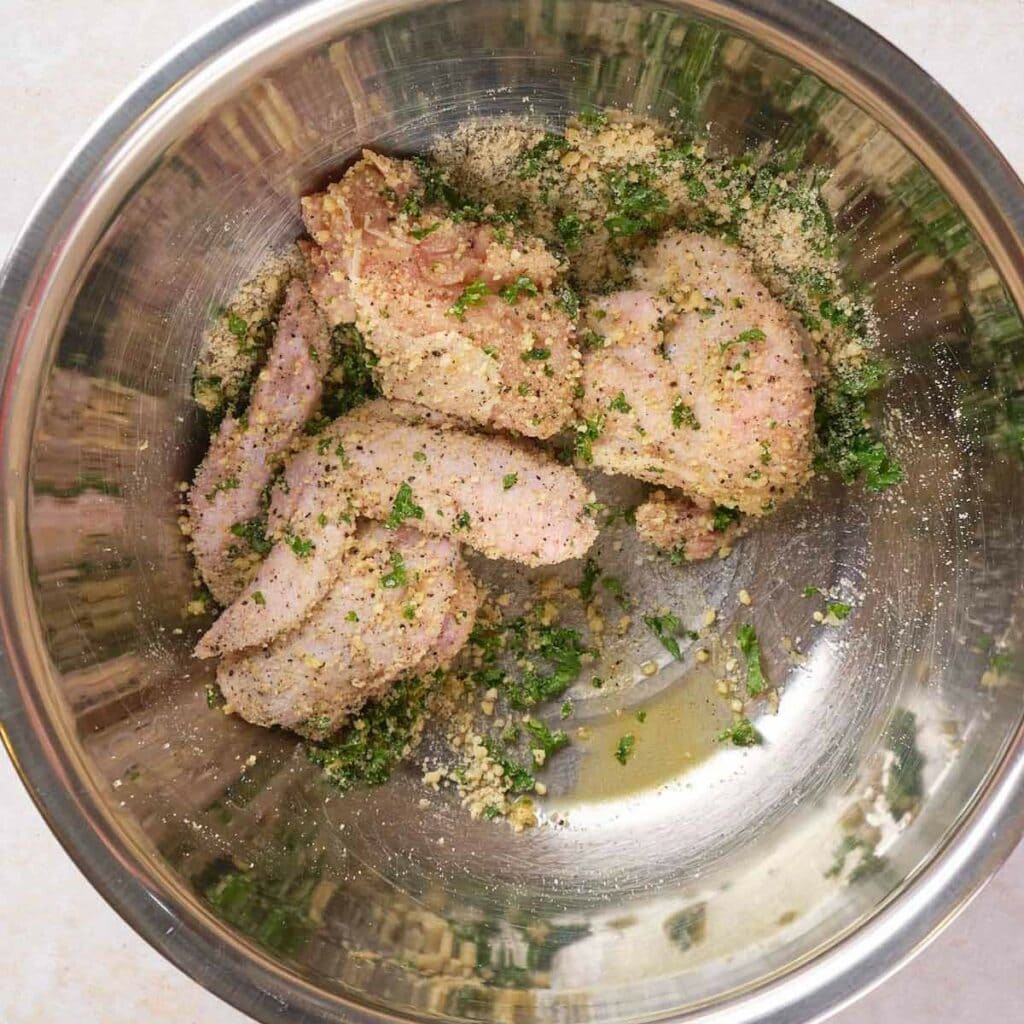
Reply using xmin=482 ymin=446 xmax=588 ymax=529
xmin=217 ymin=524 xmax=477 ymax=738
xmin=576 ymin=231 xmax=816 ymax=554
xmin=301 ymin=150 xmax=580 ymax=438
xmin=195 ymin=399 xmax=597 ymax=657
xmin=188 ymin=279 xmax=331 ymax=604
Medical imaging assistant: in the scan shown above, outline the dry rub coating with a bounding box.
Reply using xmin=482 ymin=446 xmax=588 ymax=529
xmin=196 ymin=399 xmax=597 ymax=658
xmin=188 ymin=279 xmax=330 ymax=604
xmin=301 ymin=151 xmax=580 ymax=438
xmin=218 ymin=524 xmax=477 ymax=739
xmin=577 ymin=231 xmax=815 ymax=553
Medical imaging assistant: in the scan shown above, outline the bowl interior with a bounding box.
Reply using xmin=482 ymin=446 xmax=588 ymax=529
xmin=3 ymin=1 xmax=1023 ymax=1022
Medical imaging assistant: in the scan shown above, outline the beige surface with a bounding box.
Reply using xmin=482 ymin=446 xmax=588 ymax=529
xmin=0 ymin=1 xmax=1021 ymax=1021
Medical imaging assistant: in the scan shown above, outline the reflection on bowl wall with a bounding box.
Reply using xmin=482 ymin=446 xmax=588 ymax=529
xmin=0 ymin=2 xmax=1022 ymax=1023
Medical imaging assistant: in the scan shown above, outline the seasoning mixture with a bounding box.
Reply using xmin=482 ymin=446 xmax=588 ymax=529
xmin=185 ymin=111 xmax=899 ymax=828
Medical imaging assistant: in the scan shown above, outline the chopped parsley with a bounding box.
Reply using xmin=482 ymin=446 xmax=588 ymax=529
xmin=502 ymin=472 xmax=518 ymax=490
xmin=719 ymin=327 xmax=766 ymax=354
xmin=455 ymin=510 xmax=471 ymax=530
xmin=635 ymin=710 xmax=647 ymax=724
xmin=556 ymin=213 xmax=583 ymax=251
xmin=644 ymin=612 xmax=690 ymax=660
xmin=712 ymin=505 xmax=741 ymax=532
xmin=499 ymin=275 xmax=539 ymax=304
xmin=410 ymin=222 xmax=441 ymax=240
xmin=483 ymin=738 xmax=536 ymax=793
xmin=252 ymin=591 xmax=266 ymax=606
xmin=814 ymin=360 xmax=902 ymax=492
xmin=284 ymin=530 xmax=314 ymax=558
xmin=604 ymin=164 xmax=668 ymax=237
xmin=229 ymin=517 xmax=273 ymax=556
xmin=580 ymin=329 xmax=605 ymax=350
xmin=609 ymin=391 xmax=632 ymax=413
xmin=672 ymin=399 xmax=700 ymax=430
xmin=306 ymin=676 xmax=430 ymax=789
xmin=826 ymin=601 xmax=852 ymax=621
xmin=412 ymin=451 xmax=427 ymax=462
xmin=560 ymin=700 xmax=574 ymax=719
xmin=614 ymin=734 xmax=636 ymax=765
xmin=524 ymin=718 xmax=570 ymax=760
xmin=206 ymin=476 xmax=240 ymax=500
xmin=227 ymin=312 xmax=248 ymax=339
xmin=579 ymin=558 xmax=601 ymax=601
xmin=385 ymin=482 xmax=425 ymax=529
xmin=736 ymin=623 xmax=766 ymax=696
xmin=577 ymin=109 xmax=609 ymax=129
xmin=517 ymin=133 xmax=570 ymax=179
xmin=574 ymin=414 xmax=605 ymax=463
xmin=502 ymin=622 xmax=587 ymax=709
xmin=555 ymin=284 xmax=580 ymax=318
xmin=447 ymin=281 xmax=490 ymax=321
xmin=718 ymin=719 xmax=763 ymax=747
xmin=380 ymin=551 xmax=408 ymax=589
xmin=345 ymin=611 xmax=358 ymax=622
xmin=803 ymin=585 xmax=822 ymax=597
xmin=521 ymin=346 xmax=551 ymax=361
xmin=320 ymin=323 xmax=380 ymax=419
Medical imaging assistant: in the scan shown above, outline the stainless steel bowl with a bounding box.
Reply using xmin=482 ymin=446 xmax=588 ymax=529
xmin=1 ymin=2 xmax=1022 ymax=1022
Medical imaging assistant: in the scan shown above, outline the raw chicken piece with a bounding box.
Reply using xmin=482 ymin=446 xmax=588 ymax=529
xmin=634 ymin=491 xmax=748 ymax=561
xmin=217 ymin=524 xmax=477 ymax=738
xmin=301 ymin=150 xmax=580 ymax=438
xmin=196 ymin=399 xmax=596 ymax=658
xmin=188 ymin=279 xmax=331 ymax=604
xmin=577 ymin=231 xmax=815 ymax=521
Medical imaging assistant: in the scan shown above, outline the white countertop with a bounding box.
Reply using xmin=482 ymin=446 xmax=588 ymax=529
xmin=1 ymin=2 xmax=1021 ymax=1021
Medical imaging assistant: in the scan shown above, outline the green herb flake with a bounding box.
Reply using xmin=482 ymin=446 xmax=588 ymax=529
xmin=284 ymin=530 xmax=314 ymax=559
xmin=672 ymin=399 xmax=700 ymax=430
xmin=826 ymin=601 xmax=853 ymax=621
xmin=500 ymin=275 xmax=539 ymax=304
xmin=644 ymin=612 xmax=685 ymax=660
xmin=502 ymin=472 xmax=519 ymax=491
xmin=412 ymin=451 xmax=427 ymax=462
xmin=712 ymin=505 xmax=741 ymax=532
xmin=635 ymin=710 xmax=647 ymax=724
xmin=720 ymin=327 xmax=766 ymax=354
xmin=345 ymin=611 xmax=359 ymax=622
xmin=410 ymin=222 xmax=441 ymax=240
xmin=229 ymin=517 xmax=273 ymax=556
xmin=381 ymin=551 xmax=408 ymax=589
xmin=252 ymin=591 xmax=266 ymax=606
xmin=455 ymin=510 xmax=471 ymax=530
xmin=736 ymin=623 xmax=766 ymax=696
xmin=609 ymin=391 xmax=632 ymax=413
xmin=560 ymin=700 xmax=574 ymax=720
xmin=517 ymin=133 xmax=571 ymax=179
xmin=521 ymin=346 xmax=552 ymax=361
xmin=227 ymin=312 xmax=248 ymax=339
xmin=447 ymin=281 xmax=490 ymax=321
xmin=385 ymin=482 xmax=425 ymax=529
xmin=556 ymin=213 xmax=583 ymax=251
xmin=306 ymin=675 xmax=430 ymax=789
xmin=206 ymin=476 xmax=240 ymax=501
xmin=614 ymin=733 xmax=636 ymax=765
xmin=718 ymin=719 xmax=763 ymax=747
xmin=803 ymin=585 xmax=822 ymax=597
xmin=524 ymin=718 xmax=570 ymax=760
xmin=604 ymin=164 xmax=668 ymax=237
xmin=579 ymin=557 xmax=602 ymax=601
xmin=574 ymin=414 xmax=605 ymax=464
